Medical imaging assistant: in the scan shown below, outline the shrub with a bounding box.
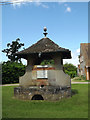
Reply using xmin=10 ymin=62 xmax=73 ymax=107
xmin=64 ymin=63 xmax=77 ymax=78
xmin=2 ymin=61 xmax=26 ymax=84
xmin=72 ymin=76 xmax=86 ymax=81
xmin=81 ymin=75 xmax=86 ymax=80
xmin=40 ymin=60 xmax=54 ymax=65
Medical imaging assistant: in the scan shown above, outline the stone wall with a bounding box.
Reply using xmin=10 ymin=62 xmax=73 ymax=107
xmin=14 ymin=86 xmax=71 ymax=101
xmin=19 ymin=66 xmax=71 ymax=88
xmin=19 ymin=53 xmax=71 ymax=88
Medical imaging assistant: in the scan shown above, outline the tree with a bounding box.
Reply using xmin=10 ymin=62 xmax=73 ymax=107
xmin=2 ymin=61 xmax=26 ymax=84
xmin=64 ymin=63 xmax=77 ymax=78
xmin=2 ymin=38 xmax=24 ymax=62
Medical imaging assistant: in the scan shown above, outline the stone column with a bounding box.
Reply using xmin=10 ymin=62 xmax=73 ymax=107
xmin=48 ymin=54 xmax=71 ymax=87
xmin=53 ymin=55 xmax=63 ymax=70
xmin=19 ymin=57 xmax=36 ymax=87
xmin=27 ymin=57 xmax=35 ymax=71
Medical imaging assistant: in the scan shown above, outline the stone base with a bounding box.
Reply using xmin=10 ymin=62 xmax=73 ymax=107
xmin=14 ymin=86 xmax=71 ymax=101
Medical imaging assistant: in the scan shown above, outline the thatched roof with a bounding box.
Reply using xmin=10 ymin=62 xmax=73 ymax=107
xmin=15 ymin=37 xmax=71 ymax=59
xmin=80 ymin=43 xmax=90 ymax=67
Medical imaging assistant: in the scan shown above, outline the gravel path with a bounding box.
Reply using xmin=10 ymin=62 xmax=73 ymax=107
xmin=71 ymin=82 xmax=90 ymax=84
xmin=1 ymin=84 xmax=19 ymax=86
xmin=1 ymin=82 xmax=90 ymax=86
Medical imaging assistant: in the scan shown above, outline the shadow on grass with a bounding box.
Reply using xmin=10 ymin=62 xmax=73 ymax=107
xmin=71 ymin=89 xmax=78 ymax=96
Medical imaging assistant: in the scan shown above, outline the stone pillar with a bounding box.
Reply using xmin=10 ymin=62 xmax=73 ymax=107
xmin=27 ymin=57 xmax=35 ymax=71
xmin=48 ymin=55 xmax=71 ymax=87
xmin=53 ymin=55 xmax=63 ymax=70
xmin=19 ymin=57 xmax=36 ymax=87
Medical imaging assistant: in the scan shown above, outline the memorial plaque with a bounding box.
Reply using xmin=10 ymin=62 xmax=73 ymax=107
xmin=37 ymin=70 xmax=48 ymax=78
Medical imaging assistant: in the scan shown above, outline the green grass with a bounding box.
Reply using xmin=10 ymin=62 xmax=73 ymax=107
xmin=2 ymin=84 xmax=88 ymax=118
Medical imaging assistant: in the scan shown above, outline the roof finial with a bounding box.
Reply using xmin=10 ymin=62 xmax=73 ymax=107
xmin=43 ymin=27 xmax=48 ymax=38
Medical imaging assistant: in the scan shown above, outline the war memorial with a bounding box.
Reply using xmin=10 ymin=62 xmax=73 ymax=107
xmin=14 ymin=27 xmax=71 ymax=101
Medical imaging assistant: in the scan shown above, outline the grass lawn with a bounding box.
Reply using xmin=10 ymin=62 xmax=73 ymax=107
xmin=2 ymin=84 xmax=88 ymax=118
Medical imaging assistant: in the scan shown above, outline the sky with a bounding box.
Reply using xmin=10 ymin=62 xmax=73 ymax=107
xmin=1 ymin=2 xmax=88 ymax=66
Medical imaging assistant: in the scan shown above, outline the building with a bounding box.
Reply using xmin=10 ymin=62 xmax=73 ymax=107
xmin=14 ymin=27 xmax=72 ymax=101
xmin=78 ymin=43 xmax=90 ymax=80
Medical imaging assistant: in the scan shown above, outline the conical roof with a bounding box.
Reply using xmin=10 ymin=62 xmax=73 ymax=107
xmin=15 ymin=37 xmax=71 ymax=59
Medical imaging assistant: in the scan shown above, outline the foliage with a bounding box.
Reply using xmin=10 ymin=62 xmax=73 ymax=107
xmin=2 ymin=84 xmax=88 ymax=118
xmin=2 ymin=38 xmax=24 ymax=62
xmin=2 ymin=61 xmax=26 ymax=84
xmin=40 ymin=60 xmax=54 ymax=65
xmin=72 ymin=76 xmax=87 ymax=81
xmin=64 ymin=63 xmax=77 ymax=78
xmin=81 ymin=75 xmax=86 ymax=80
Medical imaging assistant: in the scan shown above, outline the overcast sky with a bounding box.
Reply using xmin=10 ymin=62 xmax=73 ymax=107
xmin=2 ymin=2 xmax=88 ymax=66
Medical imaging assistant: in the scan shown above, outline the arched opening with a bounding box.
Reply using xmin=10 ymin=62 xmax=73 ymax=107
xmin=31 ymin=94 xmax=44 ymax=100
xmin=41 ymin=85 xmax=44 ymax=88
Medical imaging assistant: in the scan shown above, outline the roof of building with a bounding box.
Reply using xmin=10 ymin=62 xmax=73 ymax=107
xmin=80 ymin=43 xmax=90 ymax=67
xmin=15 ymin=37 xmax=71 ymax=59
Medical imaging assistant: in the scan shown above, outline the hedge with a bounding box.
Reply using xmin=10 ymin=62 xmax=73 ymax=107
xmin=2 ymin=61 xmax=26 ymax=84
